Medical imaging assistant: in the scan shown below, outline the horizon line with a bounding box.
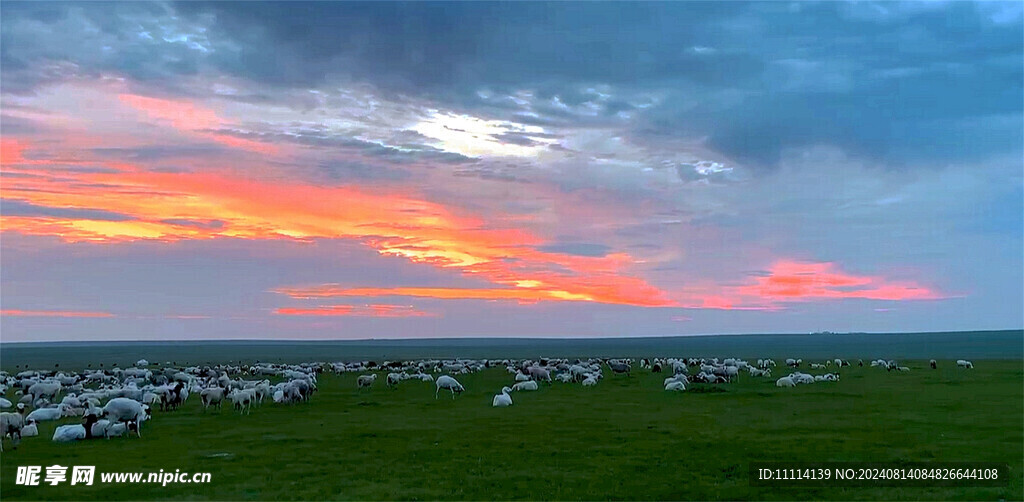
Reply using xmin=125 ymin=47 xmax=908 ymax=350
xmin=2 ymin=328 xmax=1020 ymax=345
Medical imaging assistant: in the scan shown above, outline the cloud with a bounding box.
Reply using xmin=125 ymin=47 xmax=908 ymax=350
xmin=0 ymin=309 xmax=114 ymax=318
xmin=1 ymin=1 xmax=1019 ymax=340
xmin=274 ymin=304 xmax=438 ymax=318
xmin=1 ymin=198 xmax=135 ymax=221
xmin=535 ymin=243 xmax=611 ymax=257
xmin=734 ymin=260 xmax=941 ymax=302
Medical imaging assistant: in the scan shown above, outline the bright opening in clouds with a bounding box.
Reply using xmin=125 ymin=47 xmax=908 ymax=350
xmin=1 ymin=2 xmax=1020 ymax=341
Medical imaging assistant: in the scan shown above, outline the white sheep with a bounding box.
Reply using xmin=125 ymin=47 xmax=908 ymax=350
xmin=775 ymin=376 xmax=796 ymax=388
xmin=91 ymin=419 xmax=127 ymax=438
xmin=228 ymin=389 xmax=256 ymax=414
xmin=527 ymin=367 xmax=552 ymax=382
xmin=791 ymin=373 xmax=815 ymax=384
xmin=28 ymin=381 xmax=61 ymax=402
xmin=52 ymin=424 xmax=86 ymax=443
xmin=200 ymin=387 xmax=225 ymax=411
xmin=724 ymin=366 xmax=740 ymax=381
xmin=492 ymin=387 xmax=513 ymax=407
xmin=357 ymin=374 xmax=377 ymax=388
xmin=664 ymin=380 xmax=686 ymax=391
xmin=435 ymin=375 xmax=464 ymax=399
xmin=101 ymin=398 xmax=151 ymax=437
xmin=581 ymin=376 xmax=598 ymax=387
xmin=26 ymin=406 xmax=65 ymax=423
xmin=956 ymin=359 xmax=974 ymax=369
xmin=0 ymin=412 xmax=25 ymax=451
xmin=21 ymin=419 xmax=38 ymax=437
xmin=386 ymin=373 xmax=402 ymax=388
xmin=511 ymin=381 xmax=539 ymax=392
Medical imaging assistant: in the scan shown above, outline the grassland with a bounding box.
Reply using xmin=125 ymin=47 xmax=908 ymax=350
xmin=1 ymin=360 xmax=1021 ymax=500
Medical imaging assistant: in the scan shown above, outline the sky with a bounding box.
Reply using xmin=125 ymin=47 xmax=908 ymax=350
xmin=0 ymin=1 xmax=1021 ymax=342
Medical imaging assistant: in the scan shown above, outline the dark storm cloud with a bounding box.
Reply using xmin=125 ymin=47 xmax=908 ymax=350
xmin=180 ymin=1 xmax=1022 ymax=168
xmin=3 ymin=1 xmax=1021 ymax=169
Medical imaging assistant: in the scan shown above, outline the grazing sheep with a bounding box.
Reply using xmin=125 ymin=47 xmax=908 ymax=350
xmin=386 ymin=373 xmax=402 ymax=388
xmin=435 ymin=375 xmax=464 ymax=399
xmin=200 ymin=387 xmax=225 ymax=411
xmin=956 ymin=360 xmax=974 ymax=369
xmin=527 ymin=367 xmax=551 ymax=382
xmin=228 ymin=389 xmax=256 ymax=414
xmin=724 ymin=366 xmax=740 ymax=381
xmin=608 ymin=362 xmax=631 ymax=376
xmin=357 ymin=374 xmax=377 ymax=388
xmin=0 ymin=412 xmax=25 ymax=451
xmin=28 ymin=381 xmax=61 ymax=402
xmin=101 ymin=398 xmax=151 ymax=438
xmin=492 ymin=387 xmax=513 ymax=407
xmin=511 ymin=381 xmax=539 ymax=392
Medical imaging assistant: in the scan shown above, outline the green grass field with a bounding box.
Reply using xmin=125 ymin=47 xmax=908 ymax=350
xmin=2 ymin=360 xmax=1021 ymax=500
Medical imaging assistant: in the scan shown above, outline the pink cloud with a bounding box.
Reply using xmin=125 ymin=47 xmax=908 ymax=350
xmin=1 ymin=309 xmax=115 ymax=318
xmin=274 ymin=304 xmax=439 ymax=318
xmin=735 ymin=260 xmax=940 ymax=302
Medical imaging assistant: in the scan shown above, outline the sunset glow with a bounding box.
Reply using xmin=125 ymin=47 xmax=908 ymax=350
xmin=2 ymin=2 xmax=1018 ymax=340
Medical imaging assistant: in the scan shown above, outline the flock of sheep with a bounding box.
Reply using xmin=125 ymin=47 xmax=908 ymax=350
xmin=0 ymin=359 xmax=319 ymax=451
xmin=0 ymin=356 xmax=976 ymax=450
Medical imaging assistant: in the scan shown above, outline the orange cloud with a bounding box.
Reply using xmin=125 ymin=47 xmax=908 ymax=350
xmin=734 ymin=261 xmax=939 ymax=302
xmin=1 ymin=139 xmax=28 ymax=165
xmin=1 ymin=119 xmax=938 ymax=313
xmin=1 ymin=309 xmax=115 ymax=318
xmin=275 ymin=286 xmax=600 ymax=304
xmin=1 ymin=137 xmax=675 ymax=307
xmin=275 ymin=304 xmax=438 ymax=318
xmin=118 ymin=93 xmax=279 ymax=155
